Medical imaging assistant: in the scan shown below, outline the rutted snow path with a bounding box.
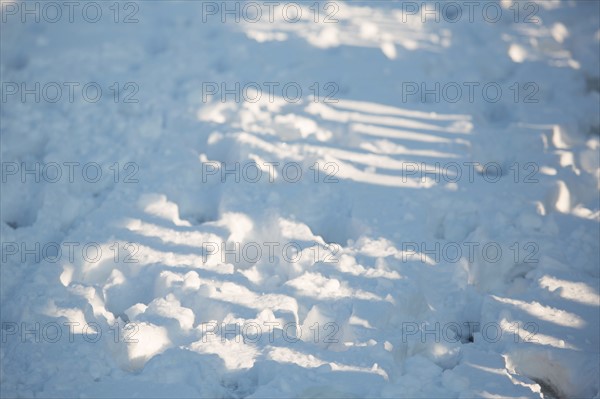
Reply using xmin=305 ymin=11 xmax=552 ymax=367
xmin=1 ymin=1 xmax=599 ymax=398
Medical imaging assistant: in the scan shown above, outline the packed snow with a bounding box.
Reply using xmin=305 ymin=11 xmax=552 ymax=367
xmin=1 ymin=1 xmax=599 ymax=398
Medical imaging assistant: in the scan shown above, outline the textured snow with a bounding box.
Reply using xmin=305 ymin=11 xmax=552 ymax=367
xmin=1 ymin=1 xmax=599 ymax=398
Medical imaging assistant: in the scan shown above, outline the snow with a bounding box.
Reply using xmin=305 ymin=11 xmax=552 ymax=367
xmin=1 ymin=1 xmax=599 ymax=398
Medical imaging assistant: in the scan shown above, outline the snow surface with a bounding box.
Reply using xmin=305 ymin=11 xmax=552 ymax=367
xmin=1 ymin=1 xmax=599 ymax=398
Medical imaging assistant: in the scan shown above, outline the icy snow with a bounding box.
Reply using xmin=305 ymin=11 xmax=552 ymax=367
xmin=1 ymin=1 xmax=599 ymax=398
